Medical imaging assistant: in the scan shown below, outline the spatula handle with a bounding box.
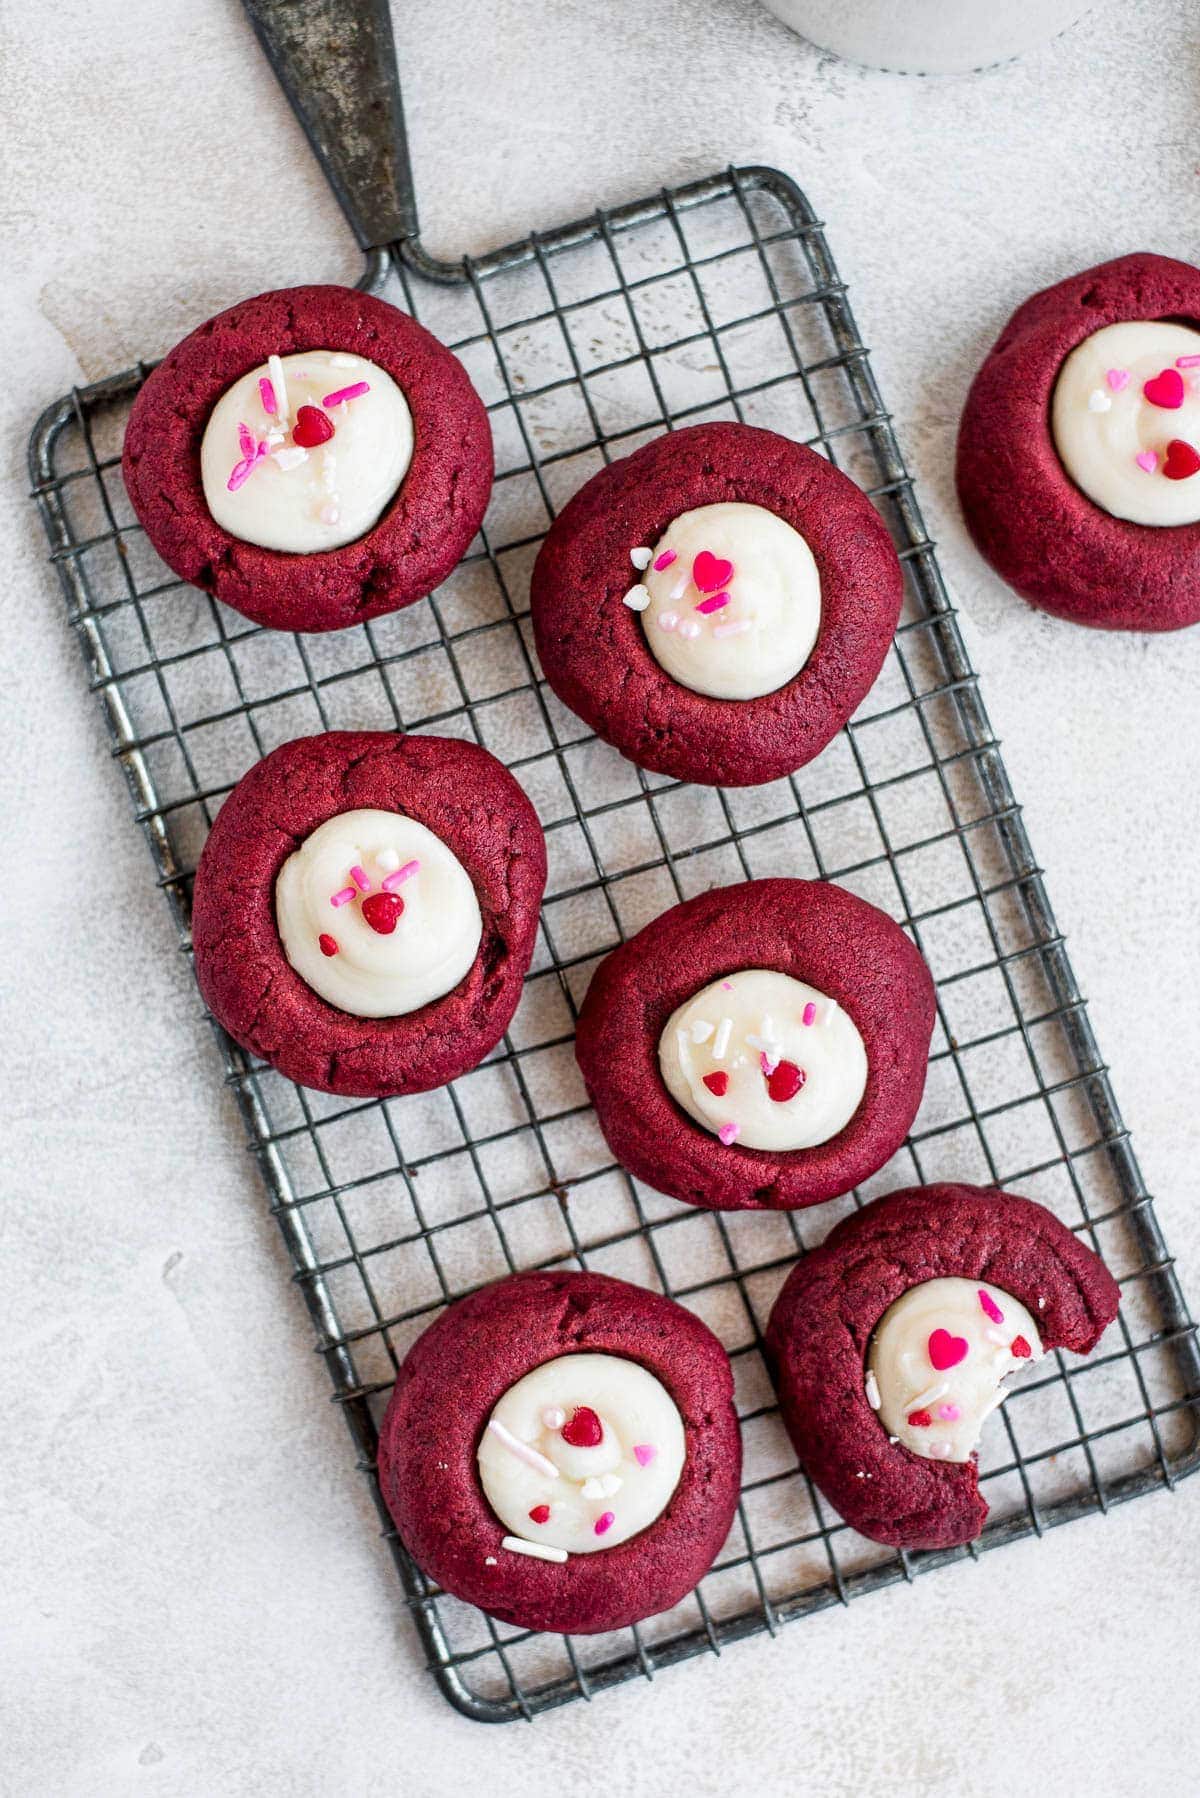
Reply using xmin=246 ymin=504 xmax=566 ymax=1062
xmin=241 ymin=0 xmax=418 ymax=251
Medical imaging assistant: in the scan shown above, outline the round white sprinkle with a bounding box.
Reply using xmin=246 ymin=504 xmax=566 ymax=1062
xmin=1087 ymin=389 xmax=1113 ymax=413
xmin=623 ymin=583 xmax=651 ymax=611
xmin=541 ymin=1405 xmax=565 ymax=1430
xmin=330 ymin=352 xmax=360 ymax=368
xmin=678 ymin=618 xmax=702 ymax=640
xmin=712 ymin=1017 xmax=733 ymax=1060
xmin=378 ymin=848 xmax=401 ymax=873
xmin=864 ymin=1368 xmax=881 ymax=1409
xmin=629 ymin=545 xmax=653 ymax=570
xmin=658 ymin=611 xmax=679 ymax=632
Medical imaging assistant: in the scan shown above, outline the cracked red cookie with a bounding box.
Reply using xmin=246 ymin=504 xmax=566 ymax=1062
xmin=123 ymin=285 xmax=492 ymax=633
xmin=190 ymin=730 xmax=545 ymax=1097
xmin=575 ymin=878 xmax=935 ymax=1212
xmin=377 ymin=1269 xmax=741 ymax=1634
xmin=766 ymin=1183 xmax=1120 ymax=1550
xmin=956 ymin=252 xmax=1200 ymax=630
xmin=530 ymin=422 xmax=903 ymax=786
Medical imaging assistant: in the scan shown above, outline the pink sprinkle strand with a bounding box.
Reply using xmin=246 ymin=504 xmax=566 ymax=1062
xmin=594 ymin=1511 xmax=615 ymax=1536
xmin=978 ymin=1287 xmax=1005 ymax=1325
xmin=802 ymin=1002 xmax=817 ymax=1026
xmin=237 ymin=421 xmax=256 ymax=459
xmin=350 ymin=865 xmax=371 ymax=893
xmin=1177 ymin=355 xmax=1200 ymax=368
xmin=718 ymin=1122 xmax=740 ymax=1146
xmin=695 ymin=591 xmax=730 ymax=615
xmin=653 ymin=548 xmax=678 ymax=571
xmin=330 ymin=885 xmax=357 ymax=908
xmin=759 ymin=1050 xmax=779 ymax=1077
xmin=633 ymin=1444 xmax=657 ymax=1466
xmin=258 ymin=376 xmax=278 ymax=415
xmin=227 ymin=428 xmax=269 ymax=492
xmin=322 ymin=381 xmax=371 ymax=407
xmin=712 ymin=618 xmax=751 ymax=639
xmin=382 ymin=859 xmax=420 ymax=892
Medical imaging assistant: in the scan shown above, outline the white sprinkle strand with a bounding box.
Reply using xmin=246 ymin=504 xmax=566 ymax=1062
xmin=501 ymin=1535 xmax=569 ymax=1564
xmin=272 ymin=446 xmax=308 ymax=472
xmin=712 ymin=618 xmax=752 ymax=639
xmin=864 ymin=1369 xmax=881 ymax=1409
xmin=669 ymin=574 xmax=689 ymax=602
xmin=712 ymin=1017 xmax=733 ymax=1060
xmin=823 ymin=1000 xmax=839 ymax=1027
xmin=905 ymin=1380 xmax=949 ymax=1413
xmin=629 ymin=545 xmax=652 ymax=570
xmin=623 ymin=583 xmax=651 ymax=612
xmin=267 ymin=354 xmax=288 ymax=424
xmin=486 ymin=1419 xmax=560 ymax=1480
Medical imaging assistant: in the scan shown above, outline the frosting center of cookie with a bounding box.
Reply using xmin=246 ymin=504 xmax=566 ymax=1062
xmin=275 ymin=807 xmax=481 ymax=1018
xmin=477 ymin=1352 xmax=686 ymax=1556
xmin=200 ymin=350 xmax=413 ymax=552
xmin=634 ymin=502 xmax=821 ymax=700
xmin=658 ymin=968 xmax=866 ymax=1152
xmin=1051 ymin=320 xmax=1200 ymax=526
xmin=867 ymin=1276 xmax=1043 ymax=1462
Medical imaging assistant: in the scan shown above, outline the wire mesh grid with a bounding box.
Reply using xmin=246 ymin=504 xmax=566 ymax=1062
xmin=30 ymin=166 xmax=1200 ymax=1722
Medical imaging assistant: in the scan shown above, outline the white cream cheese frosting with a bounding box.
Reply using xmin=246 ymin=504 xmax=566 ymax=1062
xmin=476 ymin=1353 xmax=686 ymax=1557
xmin=628 ymin=502 xmax=822 ymax=700
xmin=1051 ymin=320 xmax=1200 ymax=526
xmin=867 ymin=1276 xmax=1043 ymax=1462
xmin=274 ymin=808 xmax=482 ymax=1018
xmin=657 ymin=968 xmax=867 ymax=1152
xmin=200 ymin=350 xmax=413 ymax=551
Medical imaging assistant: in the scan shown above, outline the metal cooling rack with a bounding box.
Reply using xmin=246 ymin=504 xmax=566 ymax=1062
xmin=27 ymin=16 xmax=1200 ymax=1725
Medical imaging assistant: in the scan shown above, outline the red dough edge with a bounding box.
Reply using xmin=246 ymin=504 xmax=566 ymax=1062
xmin=376 ymin=1269 xmax=742 ymax=1635
xmin=765 ymin=1183 xmax=1121 ymax=1550
xmin=574 ymin=878 xmax=936 ymax=1212
xmin=190 ymin=731 xmax=546 ymax=1097
xmin=956 ymin=251 xmax=1200 ymax=631
xmin=530 ymin=422 xmax=904 ymax=785
xmin=122 ymin=285 xmax=493 ymax=633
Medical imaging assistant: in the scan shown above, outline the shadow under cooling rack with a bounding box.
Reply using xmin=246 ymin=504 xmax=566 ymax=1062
xmin=29 ymin=165 xmax=1200 ymax=1722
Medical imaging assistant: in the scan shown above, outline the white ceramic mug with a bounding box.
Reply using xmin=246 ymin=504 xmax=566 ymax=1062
xmin=757 ymin=0 xmax=1090 ymax=74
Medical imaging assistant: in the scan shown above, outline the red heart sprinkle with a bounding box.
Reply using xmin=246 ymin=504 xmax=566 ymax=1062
xmin=561 ymin=1405 xmax=603 ymax=1449
xmin=1163 ymin=438 xmax=1200 ymax=481
xmin=528 ymin=1504 xmax=551 ymax=1524
xmin=1143 ymin=368 xmax=1185 ymax=410
xmin=907 ymin=1410 xmax=933 ymax=1428
xmin=766 ymin=1059 xmax=806 ymax=1103
xmin=1010 ymin=1335 xmax=1032 ymax=1359
xmin=292 ymin=404 xmax=335 ymax=447
xmin=360 ymin=891 xmax=405 ymax=935
xmin=702 ymin=1070 xmax=729 ymax=1096
xmin=928 ymin=1328 xmax=969 ymax=1371
xmin=318 ymin=933 xmax=339 ymax=957
xmin=692 ymin=549 xmax=734 ymax=592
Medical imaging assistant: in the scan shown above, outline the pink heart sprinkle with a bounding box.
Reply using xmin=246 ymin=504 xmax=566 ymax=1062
xmin=1135 ymin=451 xmax=1158 ymax=474
xmin=928 ymin=1327 xmax=969 ymax=1371
xmin=978 ymin=1287 xmax=1004 ymax=1325
xmin=1106 ymin=368 xmax=1130 ymax=393
xmin=717 ymin=1122 xmax=739 ymax=1146
xmin=1143 ymin=367 xmax=1185 ymax=410
xmin=938 ymin=1403 xmax=961 ymax=1422
xmin=594 ymin=1510 xmax=615 ymax=1536
xmin=633 ymin=1444 xmax=657 ymax=1466
xmin=692 ymin=549 xmax=734 ymax=592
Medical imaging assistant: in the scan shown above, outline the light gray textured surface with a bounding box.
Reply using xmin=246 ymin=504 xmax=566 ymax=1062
xmin=3 ymin=0 xmax=1200 ymax=1792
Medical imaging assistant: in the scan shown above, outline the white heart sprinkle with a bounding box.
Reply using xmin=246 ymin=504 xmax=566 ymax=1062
xmin=623 ymin=584 xmax=651 ymax=611
xmin=1087 ymin=389 xmax=1112 ymax=413
xmin=690 ymin=1020 xmax=715 ymax=1044
xmin=629 ymin=546 xmax=652 ymax=570
xmin=272 ymin=446 xmax=308 ymax=471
